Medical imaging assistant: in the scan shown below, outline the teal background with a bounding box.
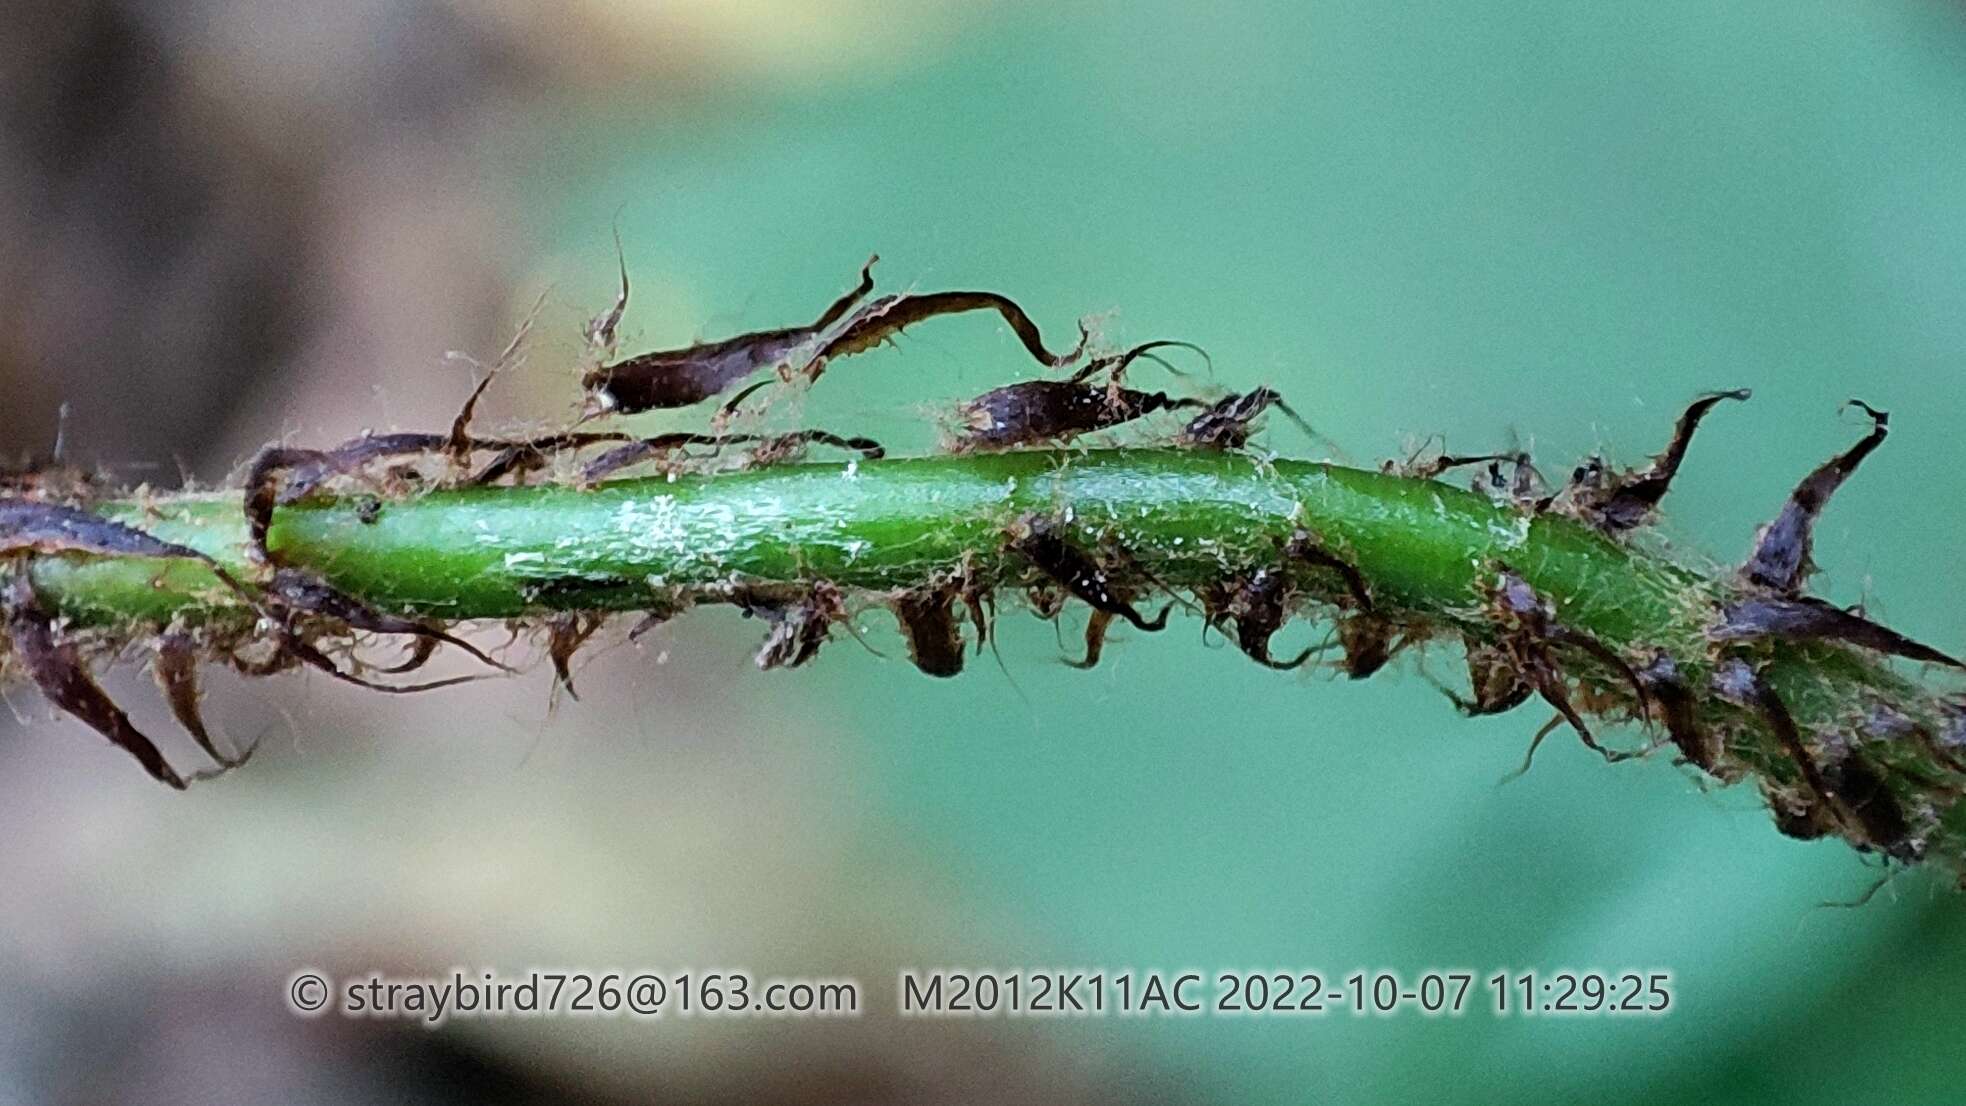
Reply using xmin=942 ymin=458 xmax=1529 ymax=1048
xmin=531 ymin=2 xmax=1966 ymax=1100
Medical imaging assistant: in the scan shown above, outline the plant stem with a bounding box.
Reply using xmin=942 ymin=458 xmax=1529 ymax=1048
xmin=13 ymin=448 xmax=1965 ymax=872
xmin=36 ymin=451 xmax=1691 ymax=620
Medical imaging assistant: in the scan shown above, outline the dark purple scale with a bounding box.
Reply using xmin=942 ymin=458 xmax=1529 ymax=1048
xmin=956 ymin=381 xmax=1185 ymax=451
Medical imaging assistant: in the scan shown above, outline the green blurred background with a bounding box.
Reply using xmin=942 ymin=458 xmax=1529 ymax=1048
xmin=4 ymin=1 xmax=1965 ymax=1102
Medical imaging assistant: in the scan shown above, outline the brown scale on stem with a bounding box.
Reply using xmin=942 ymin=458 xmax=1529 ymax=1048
xmin=575 ymin=432 xmax=752 ymax=487
xmin=743 ymin=431 xmax=885 ymax=468
xmin=1395 ymin=447 xmax=1516 ymax=482
xmin=1060 ymin=609 xmax=1117 ymax=670
xmin=952 ymin=381 xmax=1201 ymax=452
xmin=268 ymin=634 xmax=478 ymax=696
xmin=1335 ymin=614 xmax=1404 ymax=680
xmin=952 ymin=554 xmax=997 ymax=658
xmin=2 ymin=498 xmax=248 ymax=595
xmin=576 ymin=430 xmax=885 ymax=487
xmin=1441 ymin=641 xmax=1534 ymax=717
xmin=374 ymin=635 xmax=441 ymax=675
xmin=583 ymin=224 xmax=631 ymax=363
xmin=246 ymin=293 xmax=559 ymax=552
xmin=581 ymin=255 xmax=878 ymax=416
xmin=1710 ymin=659 xmax=1831 ymax=817
xmin=1479 ymin=570 xmax=1653 ymax=775
xmin=1481 ymin=455 xmax=1549 ymax=510
xmin=1560 ymin=389 xmax=1750 ymax=533
xmin=1712 ymin=596 xmax=1965 ymax=670
xmin=1712 ymin=400 xmax=1966 ymax=673
xmin=544 ymin=612 xmax=606 ymax=701
xmin=264 ymin=568 xmax=508 ymax=673
xmin=245 ymin=429 xmax=649 ymax=559
xmin=1825 ymin=752 xmax=1919 ymax=862
xmin=892 ymin=589 xmax=965 ymax=678
xmin=0 ymin=500 xmax=281 ymax=784
xmin=1400 ymin=448 xmax=1546 ymax=509
xmin=948 ymin=342 xmax=1210 ymax=453
xmin=1199 ymin=568 xmax=1315 ymax=671
xmin=3 ymin=565 xmax=191 ymax=788
xmin=1200 ymin=530 xmax=1371 ymax=671
xmin=0 ymin=459 xmax=102 ymax=506
xmin=1741 ymin=400 xmax=1889 ymax=595
xmin=1633 ymin=652 xmax=1724 ymax=778
xmin=798 ymin=291 xmax=1091 ymax=387
xmin=1176 ymin=388 xmax=1317 ymax=452
xmin=152 ymin=632 xmax=256 ymax=772
xmin=1708 ymin=657 xmax=1880 ymax=849
xmin=461 ymin=430 xmax=645 ymax=488
xmin=737 ymin=583 xmax=853 ymax=671
xmin=1009 ymin=514 xmax=1167 ymax=625
xmin=1004 ymin=514 xmax=1170 ymax=668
